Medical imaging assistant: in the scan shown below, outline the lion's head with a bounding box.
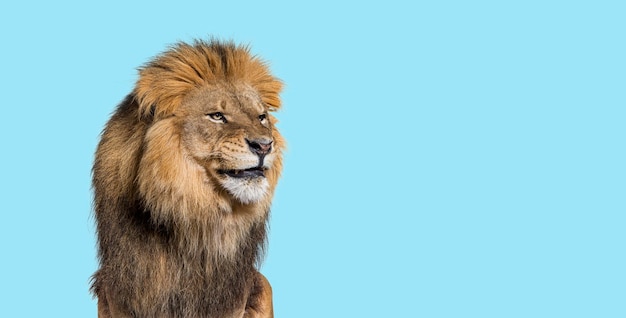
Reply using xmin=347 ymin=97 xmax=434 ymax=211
xmin=127 ymin=40 xmax=284 ymax=225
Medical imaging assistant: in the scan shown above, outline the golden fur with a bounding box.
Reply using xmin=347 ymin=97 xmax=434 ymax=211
xmin=91 ymin=39 xmax=283 ymax=317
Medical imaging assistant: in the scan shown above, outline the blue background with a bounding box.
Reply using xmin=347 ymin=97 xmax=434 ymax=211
xmin=1 ymin=1 xmax=624 ymax=317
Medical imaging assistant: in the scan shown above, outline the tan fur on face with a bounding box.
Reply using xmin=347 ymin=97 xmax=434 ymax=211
xmin=91 ymin=39 xmax=283 ymax=317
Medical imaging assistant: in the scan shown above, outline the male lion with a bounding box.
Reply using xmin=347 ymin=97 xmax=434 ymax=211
xmin=91 ymin=39 xmax=284 ymax=318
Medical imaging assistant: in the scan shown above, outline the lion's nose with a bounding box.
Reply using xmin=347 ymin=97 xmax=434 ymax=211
xmin=246 ymin=138 xmax=273 ymax=156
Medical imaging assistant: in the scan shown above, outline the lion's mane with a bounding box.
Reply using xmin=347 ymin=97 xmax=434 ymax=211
xmin=91 ymin=39 xmax=283 ymax=317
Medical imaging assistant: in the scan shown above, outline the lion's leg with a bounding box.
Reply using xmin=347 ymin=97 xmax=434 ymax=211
xmin=243 ymin=272 xmax=274 ymax=318
xmin=96 ymin=288 xmax=111 ymax=318
xmin=96 ymin=285 xmax=131 ymax=318
xmin=97 ymin=299 xmax=110 ymax=318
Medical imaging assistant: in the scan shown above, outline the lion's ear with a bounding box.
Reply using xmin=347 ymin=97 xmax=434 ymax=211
xmin=134 ymin=95 xmax=157 ymax=122
xmin=149 ymin=104 xmax=157 ymax=118
xmin=257 ymin=80 xmax=283 ymax=112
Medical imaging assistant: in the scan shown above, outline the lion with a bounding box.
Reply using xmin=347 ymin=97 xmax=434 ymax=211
xmin=91 ymin=39 xmax=284 ymax=318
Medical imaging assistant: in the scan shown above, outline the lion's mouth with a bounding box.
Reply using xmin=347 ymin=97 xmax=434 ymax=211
xmin=218 ymin=167 xmax=266 ymax=179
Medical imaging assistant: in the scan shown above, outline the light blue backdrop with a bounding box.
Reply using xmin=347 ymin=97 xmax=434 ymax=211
xmin=1 ymin=1 xmax=624 ymax=317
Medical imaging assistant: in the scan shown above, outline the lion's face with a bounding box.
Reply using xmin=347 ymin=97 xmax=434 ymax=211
xmin=177 ymin=84 xmax=280 ymax=204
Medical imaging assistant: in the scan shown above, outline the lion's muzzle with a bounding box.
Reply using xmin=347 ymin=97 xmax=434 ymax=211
xmin=246 ymin=137 xmax=273 ymax=167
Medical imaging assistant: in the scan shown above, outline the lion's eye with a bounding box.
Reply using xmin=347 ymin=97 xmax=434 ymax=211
xmin=258 ymin=114 xmax=267 ymax=123
xmin=207 ymin=112 xmax=227 ymax=123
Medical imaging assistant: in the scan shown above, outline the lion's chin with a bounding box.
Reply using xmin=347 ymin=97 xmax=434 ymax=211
xmin=220 ymin=175 xmax=269 ymax=204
